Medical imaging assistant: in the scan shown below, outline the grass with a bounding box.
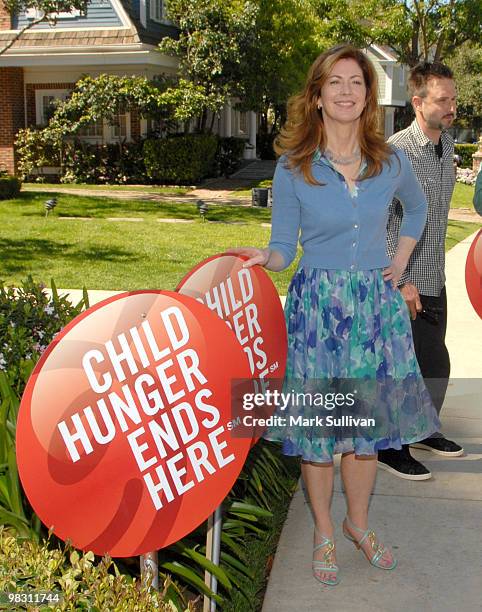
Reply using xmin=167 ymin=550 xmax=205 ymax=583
xmin=1 ymin=191 xmax=291 ymax=293
xmin=22 ymin=182 xmax=191 ymax=195
xmin=231 ymin=180 xmax=272 ymax=197
xmin=2 ymin=191 xmax=480 ymax=293
xmin=233 ymin=180 xmax=476 ymax=211
xmin=450 ymin=182 xmax=476 ymax=209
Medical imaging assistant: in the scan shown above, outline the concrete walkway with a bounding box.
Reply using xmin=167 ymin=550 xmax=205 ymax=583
xmin=262 ymin=230 xmax=482 ymax=612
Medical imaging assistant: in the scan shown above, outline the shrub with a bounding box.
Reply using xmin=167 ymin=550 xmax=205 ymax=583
xmin=16 ymin=128 xmax=148 ymax=184
xmin=0 ymin=172 xmax=21 ymax=199
xmin=215 ymin=137 xmax=246 ymax=177
xmin=455 ymin=143 xmax=478 ymax=168
xmin=0 ymin=529 xmax=193 ymax=611
xmin=15 ymin=128 xmax=61 ymax=181
xmin=143 ymin=134 xmax=218 ymax=184
xmin=0 ymin=277 xmax=88 ymax=396
xmin=61 ymin=139 xmax=147 ymax=185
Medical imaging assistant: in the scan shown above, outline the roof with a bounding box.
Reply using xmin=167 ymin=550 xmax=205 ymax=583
xmin=0 ymin=0 xmax=178 ymax=51
xmin=0 ymin=28 xmax=141 ymax=49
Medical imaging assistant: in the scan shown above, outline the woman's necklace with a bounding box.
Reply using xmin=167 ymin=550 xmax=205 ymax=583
xmin=324 ymin=148 xmax=361 ymax=165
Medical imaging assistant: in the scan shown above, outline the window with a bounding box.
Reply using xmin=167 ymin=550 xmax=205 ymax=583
xmin=78 ymin=120 xmax=103 ymax=138
xmin=110 ymin=112 xmax=128 ymax=139
xmin=35 ymin=89 xmax=70 ymax=126
xmin=78 ymin=113 xmax=130 ymax=142
xmin=150 ymin=0 xmax=165 ymax=23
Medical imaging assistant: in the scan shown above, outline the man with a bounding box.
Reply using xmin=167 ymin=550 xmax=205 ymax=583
xmin=379 ymin=62 xmax=464 ymax=480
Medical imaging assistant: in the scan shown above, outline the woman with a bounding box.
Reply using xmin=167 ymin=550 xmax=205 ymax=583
xmin=230 ymin=44 xmax=440 ymax=586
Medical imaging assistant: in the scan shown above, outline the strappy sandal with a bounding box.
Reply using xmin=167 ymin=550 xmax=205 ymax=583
xmin=342 ymin=516 xmax=397 ymax=570
xmin=312 ymin=528 xmax=340 ymax=586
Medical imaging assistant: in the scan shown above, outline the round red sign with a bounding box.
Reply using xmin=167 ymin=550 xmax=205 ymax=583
xmin=16 ymin=291 xmax=252 ymax=556
xmin=177 ymin=254 xmax=287 ymax=439
xmin=465 ymin=229 xmax=482 ymax=319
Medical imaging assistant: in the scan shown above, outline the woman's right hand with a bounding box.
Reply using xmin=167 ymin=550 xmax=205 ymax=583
xmin=226 ymin=247 xmax=271 ymax=269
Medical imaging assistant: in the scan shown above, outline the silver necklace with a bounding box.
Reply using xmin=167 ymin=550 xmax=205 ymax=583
xmin=324 ymin=148 xmax=361 ymax=165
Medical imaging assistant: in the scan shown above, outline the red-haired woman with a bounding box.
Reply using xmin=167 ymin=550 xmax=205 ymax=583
xmin=231 ymin=44 xmax=440 ymax=586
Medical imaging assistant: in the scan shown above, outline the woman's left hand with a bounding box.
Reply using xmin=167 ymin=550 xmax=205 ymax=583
xmin=383 ymin=257 xmax=407 ymax=288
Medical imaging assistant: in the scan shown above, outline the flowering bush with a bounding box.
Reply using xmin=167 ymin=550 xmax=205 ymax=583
xmin=0 ymin=277 xmax=88 ymax=395
xmin=456 ymin=167 xmax=477 ymax=186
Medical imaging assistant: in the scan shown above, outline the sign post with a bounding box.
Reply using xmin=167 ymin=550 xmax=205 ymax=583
xmin=141 ymin=552 xmax=159 ymax=590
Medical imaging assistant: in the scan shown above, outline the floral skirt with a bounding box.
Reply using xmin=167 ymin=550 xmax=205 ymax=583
xmin=263 ymin=267 xmax=441 ymax=463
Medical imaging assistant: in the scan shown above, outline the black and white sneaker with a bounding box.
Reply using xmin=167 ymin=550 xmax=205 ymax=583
xmin=377 ymin=448 xmax=432 ymax=481
xmin=411 ymin=437 xmax=464 ymax=457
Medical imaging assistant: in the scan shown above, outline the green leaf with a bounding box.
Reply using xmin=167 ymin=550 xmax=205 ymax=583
xmin=160 ymin=561 xmax=223 ymax=604
xmin=228 ymin=501 xmax=272 ymax=518
xmin=172 ymin=542 xmax=232 ymax=590
xmin=7 ymin=447 xmax=25 ymax=519
xmin=219 ymin=551 xmax=254 ymax=580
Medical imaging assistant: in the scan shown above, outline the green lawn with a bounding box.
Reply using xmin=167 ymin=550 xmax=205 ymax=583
xmin=233 ymin=181 xmax=476 ymax=210
xmin=23 ymin=182 xmax=190 ymax=195
xmin=2 ymin=191 xmax=480 ymax=294
xmin=450 ymin=182 xmax=476 ymax=209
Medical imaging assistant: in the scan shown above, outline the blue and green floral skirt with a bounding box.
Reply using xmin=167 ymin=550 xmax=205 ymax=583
xmin=263 ymin=267 xmax=441 ymax=463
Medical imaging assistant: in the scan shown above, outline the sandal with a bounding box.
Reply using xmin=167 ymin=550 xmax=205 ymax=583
xmin=312 ymin=528 xmax=340 ymax=586
xmin=342 ymin=516 xmax=397 ymax=570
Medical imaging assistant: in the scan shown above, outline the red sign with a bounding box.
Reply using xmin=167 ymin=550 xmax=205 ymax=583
xmin=16 ymin=291 xmax=252 ymax=556
xmin=177 ymin=254 xmax=287 ymax=438
xmin=465 ymin=229 xmax=482 ymax=319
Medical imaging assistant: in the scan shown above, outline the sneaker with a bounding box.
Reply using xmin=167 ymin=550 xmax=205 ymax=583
xmin=411 ymin=436 xmax=464 ymax=457
xmin=377 ymin=449 xmax=432 ymax=481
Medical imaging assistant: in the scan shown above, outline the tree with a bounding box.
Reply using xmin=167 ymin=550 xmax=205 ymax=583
xmin=46 ymin=74 xmax=193 ymax=135
xmin=0 ymin=0 xmax=89 ymax=55
xmin=159 ymin=0 xmax=258 ymax=132
xmin=311 ymin=0 xmax=482 ymax=66
xmin=361 ymin=0 xmax=482 ymax=66
xmin=239 ymin=0 xmax=323 ymax=136
xmin=447 ymin=42 xmax=482 ymax=133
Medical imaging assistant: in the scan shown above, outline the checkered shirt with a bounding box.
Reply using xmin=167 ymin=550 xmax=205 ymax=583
xmin=387 ymin=119 xmax=455 ymax=297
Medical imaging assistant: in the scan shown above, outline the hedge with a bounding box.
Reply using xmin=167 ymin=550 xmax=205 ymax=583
xmin=455 ymin=143 xmax=478 ymax=169
xmin=143 ymin=134 xmax=219 ymax=184
xmin=0 ymin=173 xmax=21 ymax=199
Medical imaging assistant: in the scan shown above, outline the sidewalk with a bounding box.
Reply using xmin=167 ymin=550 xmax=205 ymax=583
xmin=262 ymin=230 xmax=482 ymax=612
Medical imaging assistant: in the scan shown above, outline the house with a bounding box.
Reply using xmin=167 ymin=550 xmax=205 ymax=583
xmin=0 ymin=2 xmax=407 ymax=178
xmin=0 ymin=0 xmax=256 ymax=175
xmin=365 ymin=45 xmax=410 ymax=138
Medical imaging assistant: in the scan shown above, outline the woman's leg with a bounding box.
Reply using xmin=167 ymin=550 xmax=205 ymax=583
xmin=340 ymin=452 xmax=394 ymax=567
xmin=301 ymin=460 xmax=337 ymax=582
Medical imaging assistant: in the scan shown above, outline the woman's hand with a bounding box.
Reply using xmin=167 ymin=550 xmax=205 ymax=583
xmin=382 ymin=256 xmax=407 ymax=288
xmin=227 ymin=247 xmax=271 ymax=269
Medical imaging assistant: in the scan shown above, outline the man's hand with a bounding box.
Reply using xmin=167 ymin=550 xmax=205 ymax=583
xmin=400 ymin=283 xmax=422 ymax=320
